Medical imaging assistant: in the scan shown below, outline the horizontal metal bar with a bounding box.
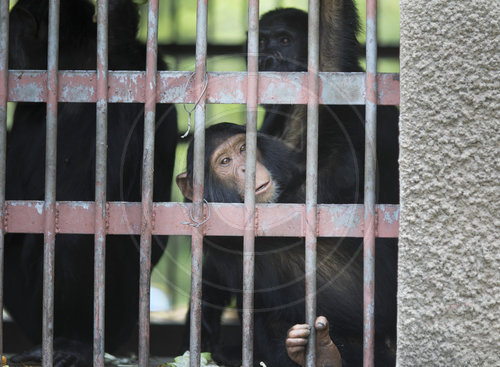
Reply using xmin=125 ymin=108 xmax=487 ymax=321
xmin=4 ymin=201 xmax=399 ymax=238
xmin=7 ymin=71 xmax=400 ymax=105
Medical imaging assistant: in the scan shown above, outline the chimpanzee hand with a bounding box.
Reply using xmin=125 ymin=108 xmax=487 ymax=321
xmin=286 ymin=316 xmax=342 ymax=367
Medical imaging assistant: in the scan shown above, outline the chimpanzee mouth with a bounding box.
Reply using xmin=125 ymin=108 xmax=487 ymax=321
xmin=256 ymin=180 xmax=271 ymax=195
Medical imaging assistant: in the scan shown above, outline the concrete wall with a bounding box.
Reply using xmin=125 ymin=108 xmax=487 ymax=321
xmin=398 ymin=1 xmax=499 ymax=365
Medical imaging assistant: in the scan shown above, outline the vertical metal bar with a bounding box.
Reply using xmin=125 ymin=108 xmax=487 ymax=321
xmin=189 ymin=1 xmax=208 ymax=366
xmin=138 ymin=0 xmax=160 ymax=366
xmin=304 ymin=1 xmax=320 ymax=366
xmin=43 ymin=1 xmax=60 ymax=366
xmin=94 ymin=0 xmax=108 ymax=366
xmin=0 ymin=0 xmax=9 ymax=358
xmin=364 ymin=0 xmax=378 ymax=366
xmin=242 ymin=1 xmax=259 ymax=366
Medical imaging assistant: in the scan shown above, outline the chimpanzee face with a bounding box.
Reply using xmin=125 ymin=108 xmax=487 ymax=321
xmin=208 ymin=133 xmax=276 ymax=203
xmin=257 ymin=9 xmax=308 ymax=72
xmin=176 ymin=129 xmax=281 ymax=204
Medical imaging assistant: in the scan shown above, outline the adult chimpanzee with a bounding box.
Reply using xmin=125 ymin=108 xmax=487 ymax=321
xmin=258 ymin=6 xmax=400 ymax=205
xmin=5 ymin=0 xmax=177 ymax=365
xmin=257 ymin=8 xmax=308 ymax=137
xmin=176 ymin=123 xmax=397 ymax=367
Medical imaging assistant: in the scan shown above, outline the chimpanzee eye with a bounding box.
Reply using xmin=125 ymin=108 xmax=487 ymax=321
xmin=281 ymin=37 xmax=290 ymax=44
xmin=220 ymin=157 xmax=231 ymax=166
xmin=240 ymin=144 xmax=246 ymax=152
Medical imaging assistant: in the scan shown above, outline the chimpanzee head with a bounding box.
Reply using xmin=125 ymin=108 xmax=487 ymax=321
xmin=176 ymin=123 xmax=304 ymax=203
xmin=257 ymin=8 xmax=308 ymax=72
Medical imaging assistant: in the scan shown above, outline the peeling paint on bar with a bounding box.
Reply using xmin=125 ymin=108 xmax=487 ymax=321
xmin=304 ymin=1 xmax=320 ymax=365
xmin=364 ymin=0 xmax=378 ymax=365
xmin=36 ymin=202 xmax=44 ymax=215
xmin=380 ymin=204 xmax=400 ymax=224
xmin=8 ymin=71 xmax=400 ymax=105
xmin=4 ymin=201 xmax=399 ymax=238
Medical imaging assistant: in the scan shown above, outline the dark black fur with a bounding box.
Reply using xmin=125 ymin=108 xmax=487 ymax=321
xmin=181 ymin=123 xmax=397 ymax=366
xmin=5 ymin=0 xmax=177 ymax=366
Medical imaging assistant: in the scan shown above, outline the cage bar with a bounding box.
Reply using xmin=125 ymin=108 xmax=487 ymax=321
xmin=4 ymin=201 xmax=399 ymax=238
xmin=0 ymin=0 xmax=9 ymax=358
xmin=304 ymin=1 xmax=320 ymax=366
xmin=189 ymin=1 xmax=208 ymax=366
xmin=42 ymin=1 xmax=61 ymax=366
xmin=6 ymin=70 xmax=400 ymax=105
xmin=242 ymin=1 xmax=259 ymax=366
xmin=137 ymin=0 xmax=161 ymax=365
xmin=364 ymin=0 xmax=378 ymax=366
xmin=93 ymin=0 xmax=109 ymax=366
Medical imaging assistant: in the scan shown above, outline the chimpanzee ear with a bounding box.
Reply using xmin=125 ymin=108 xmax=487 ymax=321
xmin=176 ymin=172 xmax=193 ymax=201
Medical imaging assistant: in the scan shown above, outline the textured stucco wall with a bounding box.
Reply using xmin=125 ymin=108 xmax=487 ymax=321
xmin=398 ymin=1 xmax=499 ymax=365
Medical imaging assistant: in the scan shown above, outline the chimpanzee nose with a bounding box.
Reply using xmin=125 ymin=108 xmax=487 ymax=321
xmin=259 ymin=55 xmax=276 ymax=70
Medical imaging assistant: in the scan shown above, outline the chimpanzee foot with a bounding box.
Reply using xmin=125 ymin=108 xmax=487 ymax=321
xmin=11 ymin=338 xmax=92 ymax=367
xmin=286 ymin=316 xmax=342 ymax=367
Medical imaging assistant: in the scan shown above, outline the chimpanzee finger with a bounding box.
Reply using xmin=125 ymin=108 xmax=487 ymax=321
xmin=288 ymin=323 xmax=311 ymax=333
xmin=288 ymin=326 xmax=311 ymax=339
xmin=286 ymin=336 xmax=309 ymax=347
xmin=315 ymin=316 xmax=330 ymax=332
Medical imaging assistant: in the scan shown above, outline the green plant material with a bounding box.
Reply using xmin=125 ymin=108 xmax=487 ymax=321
xmin=161 ymin=351 xmax=218 ymax=367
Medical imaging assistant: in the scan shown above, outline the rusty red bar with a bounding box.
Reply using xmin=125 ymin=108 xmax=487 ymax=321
xmin=242 ymin=1 xmax=259 ymax=366
xmin=94 ymin=0 xmax=109 ymax=366
xmin=0 ymin=0 xmax=9 ymax=357
xmin=42 ymin=1 xmax=60 ymax=366
xmin=364 ymin=0 xmax=378 ymax=365
xmin=189 ymin=1 xmax=208 ymax=367
xmin=138 ymin=0 xmax=160 ymax=365
xmin=304 ymin=1 xmax=320 ymax=366
xmin=7 ymin=70 xmax=399 ymax=105
xmin=4 ymin=201 xmax=399 ymax=238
